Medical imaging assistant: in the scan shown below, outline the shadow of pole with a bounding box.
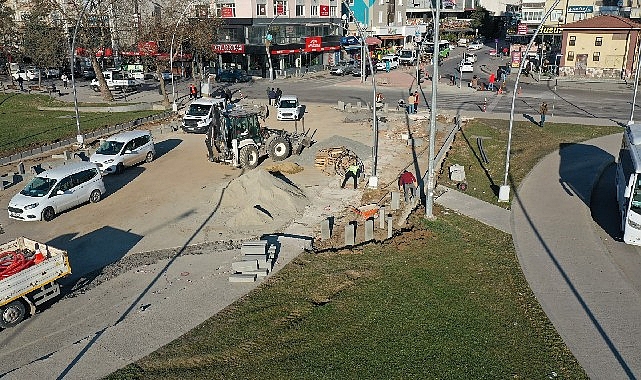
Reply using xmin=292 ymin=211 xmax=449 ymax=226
xmin=56 ymin=169 xmax=244 ymax=379
xmin=509 ymin=172 xmax=636 ymax=379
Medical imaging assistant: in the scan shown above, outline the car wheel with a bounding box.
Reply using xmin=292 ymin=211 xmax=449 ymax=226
xmin=145 ymin=151 xmax=154 ymax=163
xmin=115 ymin=163 xmax=124 ymax=174
xmin=239 ymin=145 xmax=259 ymax=169
xmin=89 ymin=189 xmax=102 ymax=203
xmin=267 ymin=135 xmax=292 ymax=161
xmin=0 ymin=301 xmax=26 ymax=328
xmin=42 ymin=207 xmax=55 ymax=222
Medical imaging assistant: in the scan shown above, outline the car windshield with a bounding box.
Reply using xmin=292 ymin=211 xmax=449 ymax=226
xmin=96 ymin=140 xmax=124 ymax=155
xmin=20 ymin=176 xmax=57 ymax=197
xmin=279 ymin=100 xmax=298 ymax=108
xmin=400 ymin=51 xmax=413 ymax=58
xmin=187 ymin=104 xmax=212 ymax=116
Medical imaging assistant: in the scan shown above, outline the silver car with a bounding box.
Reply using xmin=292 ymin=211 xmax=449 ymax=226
xmin=329 ymin=62 xmax=356 ymax=76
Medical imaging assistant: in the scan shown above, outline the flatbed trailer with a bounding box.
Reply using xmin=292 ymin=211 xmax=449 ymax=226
xmin=0 ymin=237 xmax=71 ymax=328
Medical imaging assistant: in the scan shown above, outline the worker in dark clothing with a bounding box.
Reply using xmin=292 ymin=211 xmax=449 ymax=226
xmin=205 ymin=106 xmax=222 ymax=162
xmin=341 ymin=164 xmax=361 ymax=189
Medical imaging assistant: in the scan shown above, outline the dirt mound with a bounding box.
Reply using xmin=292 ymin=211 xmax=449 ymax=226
xmin=219 ymin=169 xmax=308 ymax=229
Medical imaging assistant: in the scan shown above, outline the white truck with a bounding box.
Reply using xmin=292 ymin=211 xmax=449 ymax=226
xmin=90 ymin=70 xmax=138 ymax=93
xmin=0 ymin=237 xmax=71 ymax=328
xmin=398 ymin=49 xmax=418 ymax=65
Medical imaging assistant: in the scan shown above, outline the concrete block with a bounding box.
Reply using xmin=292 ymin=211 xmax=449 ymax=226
xmin=413 ymin=138 xmax=424 ymax=147
xmin=337 ymin=100 xmax=345 ymax=110
xmin=379 ymin=206 xmax=386 ymax=229
xmin=243 ymin=253 xmax=268 ymax=261
xmin=241 ymin=240 xmax=267 ymax=255
xmin=229 ymin=273 xmax=257 ymax=282
xmin=232 ymin=260 xmax=258 ymax=273
xmin=356 ymin=101 xmax=362 ymax=108
xmin=257 ymin=259 xmax=273 ymax=270
xmin=17 ymin=162 xmax=25 ymax=175
xmin=321 ymin=218 xmax=331 ymax=240
xmin=345 ymin=223 xmax=355 ymax=246
xmin=391 ymin=192 xmax=401 ymax=210
xmin=449 ymin=164 xmax=466 ymax=182
xmin=63 ymin=150 xmax=72 ymax=160
xmin=243 ymin=269 xmax=270 ymax=277
xmin=387 ymin=216 xmax=393 ymax=239
xmin=365 ymin=218 xmax=374 ymax=241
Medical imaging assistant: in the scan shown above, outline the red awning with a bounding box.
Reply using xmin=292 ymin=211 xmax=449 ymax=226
xmin=365 ymin=37 xmax=382 ymax=45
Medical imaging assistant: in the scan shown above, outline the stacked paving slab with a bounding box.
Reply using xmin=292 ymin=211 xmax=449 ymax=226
xmin=229 ymin=240 xmax=277 ymax=282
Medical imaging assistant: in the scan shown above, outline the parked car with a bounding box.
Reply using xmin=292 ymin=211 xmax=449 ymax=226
xmin=81 ymin=67 xmax=96 ymax=79
xmin=462 ymin=52 xmax=478 ymax=64
xmin=90 ymin=130 xmax=155 ymax=175
xmin=8 ymin=161 xmax=105 ymax=222
xmin=25 ymin=67 xmax=41 ymax=81
xmin=158 ymin=71 xmax=177 ymax=81
xmin=376 ymin=55 xmax=400 ymax=71
xmin=329 ymin=62 xmax=357 ymax=76
xmin=127 ymin=70 xmax=145 ymax=80
xmin=459 ymin=61 xmax=474 ymax=73
xmin=216 ymin=69 xmax=252 ymax=83
xmin=11 ymin=70 xmax=28 ymax=81
xmin=468 ymin=43 xmax=484 ymax=51
xmin=44 ymin=68 xmax=60 ymax=78
xmin=277 ymin=95 xmax=302 ymax=121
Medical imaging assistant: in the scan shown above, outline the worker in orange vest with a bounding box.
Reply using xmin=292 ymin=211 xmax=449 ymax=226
xmin=189 ymin=83 xmax=197 ymax=100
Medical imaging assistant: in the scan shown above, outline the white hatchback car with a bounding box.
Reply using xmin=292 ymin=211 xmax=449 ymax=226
xmin=8 ymin=162 xmax=105 ymax=222
xmin=90 ymin=130 xmax=155 ymax=175
xmin=277 ymin=95 xmax=302 ymax=121
xmin=459 ymin=62 xmax=474 ymax=73
xmin=467 ymin=43 xmax=484 ymax=51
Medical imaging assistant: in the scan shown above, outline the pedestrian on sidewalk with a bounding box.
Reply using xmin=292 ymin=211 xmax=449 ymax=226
xmin=539 ymin=102 xmax=548 ymax=127
xmin=341 ymin=164 xmax=361 ymax=189
xmin=275 ymin=87 xmax=282 ymax=103
xmin=268 ymin=88 xmax=276 ymax=105
xmin=398 ymin=170 xmax=417 ymax=202
xmin=189 ymin=83 xmax=198 ymax=100
xmin=407 ymin=92 xmax=415 ymax=114
xmin=61 ymin=73 xmax=68 ymax=89
xmin=488 ymin=73 xmax=496 ymax=91
xmin=413 ymin=91 xmax=419 ymax=113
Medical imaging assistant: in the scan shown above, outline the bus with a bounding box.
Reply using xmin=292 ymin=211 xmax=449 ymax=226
xmin=616 ymin=123 xmax=641 ymax=245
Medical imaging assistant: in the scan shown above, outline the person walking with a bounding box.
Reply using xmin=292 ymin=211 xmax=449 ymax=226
xmin=61 ymin=73 xmax=68 ymax=89
xmin=341 ymin=164 xmax=361 ymax=189
xmin=17 ymin=76 xmax=24 ymax=91
xmin=275 ymin=87 xmax=282 ymax=103
xmin=407 ymin=92 xmax=415 ymax=114
xmin=268 ymin=88 xmax=276 ymax=106
xmin=225 ymin=88 xmax=232 ymax=102
xmin=413 ymin=91 xmax=419 ymax=113
xmin=539 ymin=101 xmax=548 ymax=127
xmin=398 ymin=170 xmax=417 ymax=202
xmin=488 ymin=73 xmax=496 ymax=91
xmin=189 ymin=84 xmax=198 ymax=100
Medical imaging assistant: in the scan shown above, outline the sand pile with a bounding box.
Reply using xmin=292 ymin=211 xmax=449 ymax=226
xmin=218 ymin=169 xmax=308 ymax=229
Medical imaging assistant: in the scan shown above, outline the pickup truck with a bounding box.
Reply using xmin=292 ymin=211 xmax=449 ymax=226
xmin=0 ymin=237 xmax=71 ymax=328
xmin=90 ymin=70 xmax=138 ymax=92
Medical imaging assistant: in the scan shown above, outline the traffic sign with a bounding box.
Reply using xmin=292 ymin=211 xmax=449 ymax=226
xmin=517 ymin=24 xmax=528 ymax=35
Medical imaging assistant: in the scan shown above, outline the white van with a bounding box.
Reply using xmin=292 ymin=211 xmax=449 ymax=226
xmin=90 ymin=130 xmax=155 ymax=175
xmin=8 ymin=162 xmax=106 ymax=222
xmin=277 ymin=95 xmax=302 ymax=121
xmin=376 ymin=55 xmax=400 ymax=71
xmin=182 ymin=97 xmax=226 ymax=133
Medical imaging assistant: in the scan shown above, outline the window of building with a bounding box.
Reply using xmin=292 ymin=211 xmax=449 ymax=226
xmin=380 ymin=0 xmax=384 ymax=4
xmin=593 ymin=52 xmax=600 ymax=61
xmin=195 ymin=5 xmax=209 ymax=17
xmin=274 ymin=0 xmax=288 ymax=15
xmin=311 ymin=5 xmax=318 ymax=15
xmin=567 ymin=51 xmax=574 ymax=61
xmin=329 ymin=5 xmax=337 ymax=16
xmin=595 ymin=36 xmax=602 ymax=46
xmin=378 ymin=10 xmax=383 ymax=23
xmin=569 ymin=36 xmax=576 ymax=46
xmin=257 ymin=3 xmax=267 ymax=15
xmin=398 ymin=0 xmax=403 ymax=5
xmin=348 ymin=0 xmax=354 ymax=4
xmin=296 ymin=4 xmax=304 ymax=15
xmin=397 ymin=11 xmax=402 ymax=22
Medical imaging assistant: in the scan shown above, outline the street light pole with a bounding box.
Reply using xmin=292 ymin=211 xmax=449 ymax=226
xmin=498 ymin=0 xmax=561 ymax=202
xmin=70 ymin=0 xmax=95 ymax=147
xmin=629 ymin=36 xmax=641 ymax=125
xmin=169 ymin=1 xmax=200 ymax=112
xmin=265 ymin=15 xmax=280 ymax=82
xmin=425 ymin=0 xmax=440 ymax=218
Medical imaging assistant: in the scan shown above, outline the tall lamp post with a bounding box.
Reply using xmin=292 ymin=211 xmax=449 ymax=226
xmin=342 ymin=3 xmax=380 ymax=182
xmin=169 ymin=1 xmax=201 ymax=112
xmin=629 ymin=35 xmax=641 ymax=125
xmin=425 ymin=0 xmax=440 ymax=218
xmin=70 ymin=0 xmax=96 ymax=146
xmin=265 ymin=14 xmax=281 ymax=82
xmin=498 ymin=0 xmax=561 ymax=202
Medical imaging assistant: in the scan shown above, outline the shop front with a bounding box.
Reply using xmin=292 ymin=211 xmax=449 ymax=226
xmin=269 ymin=36 xmax=340 ymax=77
xmin=212 ymin=43 xmax=248 ymax=72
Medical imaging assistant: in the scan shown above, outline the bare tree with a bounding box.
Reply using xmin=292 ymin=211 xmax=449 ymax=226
xmin=0 ymin=0 xmax=19 ymax=80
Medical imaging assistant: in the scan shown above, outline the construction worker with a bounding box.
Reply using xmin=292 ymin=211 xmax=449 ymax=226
xmin=341 ymin=164 xmax=360 ymax=189
xmin=189 ymin=83 xmax=197 ymax=100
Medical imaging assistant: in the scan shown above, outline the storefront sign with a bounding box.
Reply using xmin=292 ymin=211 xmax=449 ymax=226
xmin=341 ymin=36 xmax=360 ymax=45
xmin=305 ymin=36 xmax=323 ymax=51
xmin=320 ymin=5 xmax=329 ymax=16
xmin=568 ymin=5 xmax=593 ymax=13
xmin=517 ymin=24 xmax=528 ymax=35
xmin=276 ymin=4 xmax=285 ymax=15
xmin=212 ymin=44 xmax=245 ymax=53
xmin=138 ymin=41 xmax=158 ymax=55
xmin=221 ymin=7 xmax=234 ymax=18
xmin=541 ymin=27 xmax=561 ymax=34
xmin=511 ymin=50 xmax=522 ymax=68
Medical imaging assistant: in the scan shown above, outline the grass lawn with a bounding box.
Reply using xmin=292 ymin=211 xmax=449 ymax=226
xmin=107 ymin=210 xmax=586 ymax=379
xmin=0 ymin=93 xmax=162 ymax=156
xmin=437 ymin=119 xmax=622 ymax=207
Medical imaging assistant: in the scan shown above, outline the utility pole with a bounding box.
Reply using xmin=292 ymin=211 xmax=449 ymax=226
xmin=425 ymin=0 xmax=440 ymax=219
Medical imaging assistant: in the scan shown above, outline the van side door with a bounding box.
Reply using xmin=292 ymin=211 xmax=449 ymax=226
xmin=49 ymin=176 xmax=78 ymax=212
xmin=71 ymin=169 xmax=98 ymax=204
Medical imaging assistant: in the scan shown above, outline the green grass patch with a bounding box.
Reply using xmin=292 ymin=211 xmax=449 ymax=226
xmin=438 ymin=119 xmax=622 ymax=206
xmin=0 ymin=93 xmax=162 ymax=156
xmin=107 ymin=211 xmax=586 ymax=380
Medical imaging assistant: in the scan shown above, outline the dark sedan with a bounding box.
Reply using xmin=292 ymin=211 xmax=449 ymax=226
xmin=216 ymin=69 xmax=252 ymax=83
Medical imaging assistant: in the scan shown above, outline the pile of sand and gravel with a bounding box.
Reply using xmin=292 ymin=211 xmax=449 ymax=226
xmin=217 ymin=169 xmax=308 ymax=230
